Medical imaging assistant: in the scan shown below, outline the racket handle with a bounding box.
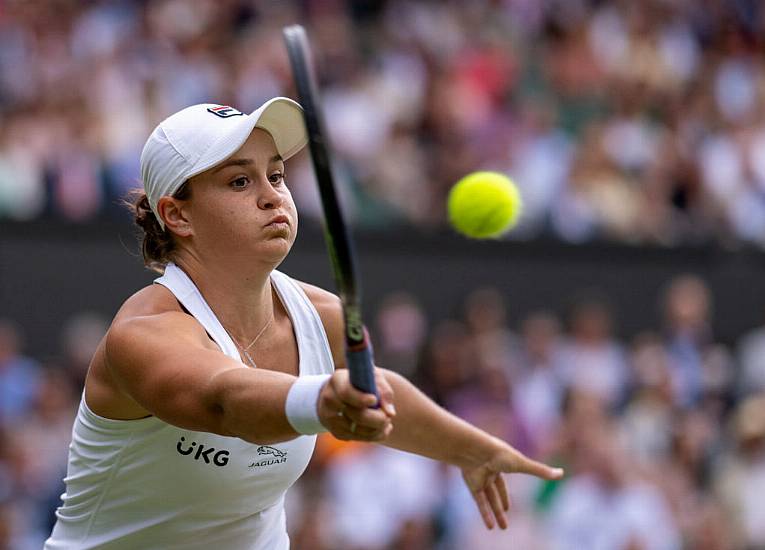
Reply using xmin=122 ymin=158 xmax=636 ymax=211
xmin=346 ymin=340 xmax=379 ymax=403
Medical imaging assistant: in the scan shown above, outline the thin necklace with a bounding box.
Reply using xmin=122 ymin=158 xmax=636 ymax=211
xmin=225 ymin=312 xmax=274 ymax=368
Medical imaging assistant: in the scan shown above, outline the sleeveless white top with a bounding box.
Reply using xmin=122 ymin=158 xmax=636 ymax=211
xmin=45 ymin=264 xmax=335 ymax=549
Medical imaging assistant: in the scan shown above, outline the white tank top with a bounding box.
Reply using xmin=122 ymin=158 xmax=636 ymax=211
xmin=45 ymin=264 xmax=335 ymax=549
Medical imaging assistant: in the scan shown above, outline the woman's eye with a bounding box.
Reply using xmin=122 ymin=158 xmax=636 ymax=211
xmin=230 ymin=176 xmax=249 ymax=189
xmin=269 ymin=172 xmax=285 ymax=185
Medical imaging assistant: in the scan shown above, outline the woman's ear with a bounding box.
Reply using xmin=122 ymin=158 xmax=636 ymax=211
xmin=157 ymin=196 xmax=193 ymax=238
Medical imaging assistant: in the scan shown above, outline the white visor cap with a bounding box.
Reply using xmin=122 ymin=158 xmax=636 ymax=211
xmin=140 ymin=97 xmax=307 ymax=228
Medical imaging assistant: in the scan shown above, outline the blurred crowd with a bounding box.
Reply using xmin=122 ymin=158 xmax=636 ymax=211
xmin=2 ymin=272 xmax=765 ymax=549
xmin=3 ymin=1 xmax=765 ymax=548
xmin=2 ymin=0 xmax=765 ymax=247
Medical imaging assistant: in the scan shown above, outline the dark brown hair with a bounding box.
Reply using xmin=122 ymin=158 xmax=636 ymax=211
xmin=127 ymin=182 xmax=192 ymax=272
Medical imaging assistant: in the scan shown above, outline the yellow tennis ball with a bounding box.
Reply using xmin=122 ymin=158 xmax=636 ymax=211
xmin=447 ymin=172 xmax=522 ymax=238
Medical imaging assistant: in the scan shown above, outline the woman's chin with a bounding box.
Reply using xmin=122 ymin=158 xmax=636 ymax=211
xmin=253 ymin=237 xmax=293 ymax=263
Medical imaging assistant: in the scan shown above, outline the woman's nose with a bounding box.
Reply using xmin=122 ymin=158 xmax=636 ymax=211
xmin=258 ymin=180 xmax=284 ymax=210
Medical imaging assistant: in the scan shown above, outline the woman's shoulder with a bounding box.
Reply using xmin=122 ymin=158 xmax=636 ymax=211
xmin=294 ymin=280 xmax=341 ymax=313
xmin=105 ymin=284 xmax=212 ymax=355
xmin=107 ymin=284 xmax=214 ymax=351
xmin=110 ymin=283 xmax=219 ymax=346
xmin=114 ymin=283 xmax=185 ymax=322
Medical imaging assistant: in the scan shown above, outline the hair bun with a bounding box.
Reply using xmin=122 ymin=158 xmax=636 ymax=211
xmin=124 ymin=189 xmax=172 ymax=272
xmin=134 ymin=194 xmax=163 ymax=233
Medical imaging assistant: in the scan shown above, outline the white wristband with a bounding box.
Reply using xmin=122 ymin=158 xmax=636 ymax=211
xmin=285 ymin=374 xmax=331 ymax=435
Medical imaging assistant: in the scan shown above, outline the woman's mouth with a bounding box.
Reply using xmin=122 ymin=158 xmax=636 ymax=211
xmin=264 ymin=215 xmax=290 ymax=231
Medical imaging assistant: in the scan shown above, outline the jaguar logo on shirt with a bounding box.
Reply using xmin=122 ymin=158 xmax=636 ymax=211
xmin=176 ymin=436 xmax=230 ymax=467
xmin=249 ymin=446 xmax=288 ymax=468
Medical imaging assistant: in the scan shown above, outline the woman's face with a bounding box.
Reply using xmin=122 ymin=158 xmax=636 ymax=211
xmin=178 ymin=128 xmax=299 ymax=268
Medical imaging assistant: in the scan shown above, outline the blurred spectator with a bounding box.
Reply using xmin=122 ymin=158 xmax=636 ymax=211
xmin=417 ymin=320 xmax=472 ymax=407
xmin=0 ymin=501 xmax=15 ymax=550
xmin=448 ymin=288 xmax=534 ymax=451
xmin=58 ymin=311 xmax=109 ymax=388
xmin=373 ymin=292 xmax=428 ymax=378
xmin=323 ymin=445 xmax=441 ymax=550
xmin=620 ymin=333 xmax=675 ymax=466
xmin=714 ymin=393 xmax=765 ymax=548
xmin=0 ymin=320 xmax=42 ymax=427
xmin=663 ymin=275 xmax=733 ymax=407
xmin=546 ymin=419 xmax=681 ymax=550
xmin=737 ymin=308 xmax=765 ymax=396
xmin=558 ymin=295 xmax=628 ymax=408
xmin=462 ymin=287 xmax=518 ymax=376
xmin=14 ymin=368 xmax=77 ymax=542
xmin=509 ymin=98 xmax=572 ymax=237
xmin=658 ymin=407 xmax=723 ymax=546
xmin=512 ymin=311 xmax=566 ymax=455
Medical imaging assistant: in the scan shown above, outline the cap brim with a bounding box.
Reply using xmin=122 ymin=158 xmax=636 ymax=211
xmin=253 ymin=98 xmax=308 ymax=160
xmin=188 ymin=97 xmax=308 ymax=180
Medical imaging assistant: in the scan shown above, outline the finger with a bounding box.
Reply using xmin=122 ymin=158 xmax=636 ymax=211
xmin=329 ymin=411 xmax=386 ymax=439
xmin=332 ymin=423 xmax=389 ymax=442
xmin=471 ymin=489 xmax=495 ymax=530
xmin=331 ymin=373 xmax=378 ymax=409
xmin=359 ymin=421 xmax=393 ymax=442
xmin=512 ymin=454 xmax=564 ymax=480
xmin=321 ymin=392 xmax=346 ymax=415
xmin=494 ymin=474 xmax=510 ymax=512
xmin=318 ymin=399 xmax=352 ymax=432
xmin=341 ymin=406 xmax=391 ymax=431
xmin=381 ymin=422 xmax=393 ymax=440
xmin=485 ymin=482 xmax=508 ymax=530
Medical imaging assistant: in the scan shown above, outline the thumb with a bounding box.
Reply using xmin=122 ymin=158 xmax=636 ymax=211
xmin=379 ymin=386 xmax=395 ymax=417
xmin=374 ymin=369 xmax=396 ymax=417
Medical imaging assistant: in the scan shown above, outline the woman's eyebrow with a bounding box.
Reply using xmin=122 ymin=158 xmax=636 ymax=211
xmin=211 ymin=154 xmax=282 ymax=174
xmin=212 ymin=158 xmax=254 ymax=173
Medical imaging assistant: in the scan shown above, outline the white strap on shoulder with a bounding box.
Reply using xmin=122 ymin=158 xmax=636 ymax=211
xmin=155 ymin=263 xmax=240 ymax=360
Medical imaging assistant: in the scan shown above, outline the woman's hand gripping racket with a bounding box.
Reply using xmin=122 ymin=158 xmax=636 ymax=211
xmin=282 ymin=25 xmax=379 ymax=401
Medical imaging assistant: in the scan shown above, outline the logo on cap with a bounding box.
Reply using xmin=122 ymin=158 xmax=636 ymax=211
xmin=207 ymin=106 xmax=244 ymax=118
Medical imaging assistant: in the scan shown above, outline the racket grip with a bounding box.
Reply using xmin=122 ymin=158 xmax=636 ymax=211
xmin=346 ymin=342 xmax=379 ymax=403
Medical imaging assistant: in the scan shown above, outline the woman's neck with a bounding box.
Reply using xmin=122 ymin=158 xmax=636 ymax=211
xmin=172 ymin=254 xmax=275 ymax=343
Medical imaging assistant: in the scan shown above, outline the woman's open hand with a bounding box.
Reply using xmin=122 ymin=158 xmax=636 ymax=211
xmin=461 ymin=438 xmax=564 ymax=529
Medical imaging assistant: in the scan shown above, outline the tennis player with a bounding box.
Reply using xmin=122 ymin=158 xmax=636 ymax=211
xmin=44 ymin=98 xmax=563 ymax=549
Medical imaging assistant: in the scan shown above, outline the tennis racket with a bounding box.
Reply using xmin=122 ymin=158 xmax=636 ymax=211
xmin=282 ymin=24 xmax=379 ymax=399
